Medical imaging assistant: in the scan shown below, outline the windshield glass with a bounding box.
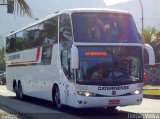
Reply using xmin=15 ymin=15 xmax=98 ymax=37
xmin=77 ymin=46 xmax=143 ymax=85
xmin=72 ymin=12 xmax=140 ymax=43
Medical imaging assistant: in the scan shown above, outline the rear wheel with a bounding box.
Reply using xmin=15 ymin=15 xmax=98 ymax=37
xmin=16 ymin=82 xmax=25 ymax=100
xmin=2 ymin=78 xmax=6 ymax=85
xmin=14 ymin=84 xmax=19 ymax=99
xmin=18 ymin=82 xmax=24 ymax=100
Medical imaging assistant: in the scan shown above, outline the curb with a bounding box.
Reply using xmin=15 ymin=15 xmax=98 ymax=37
xmin=143 ymin=94 xmax=160 ymax=99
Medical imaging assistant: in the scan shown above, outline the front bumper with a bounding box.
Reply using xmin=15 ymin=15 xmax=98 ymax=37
xmin=73 ymin=93 xmax=143 ymax=108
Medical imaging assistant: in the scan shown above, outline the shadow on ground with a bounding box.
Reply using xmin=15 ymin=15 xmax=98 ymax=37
xmin=9 ymin=96 xmax=144 ymax=119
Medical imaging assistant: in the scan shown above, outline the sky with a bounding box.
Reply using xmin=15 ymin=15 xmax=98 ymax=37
xmin=0 ymin=0 xmax=131 ymax=48
xmin=103 ymin=0 xmax=130 ymax=5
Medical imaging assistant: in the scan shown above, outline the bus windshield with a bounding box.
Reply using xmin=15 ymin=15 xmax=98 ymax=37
xmin=77 ymin=46 xmax=143 ymax=85
xmin=72 ymin=12 xmax=140 ymax=43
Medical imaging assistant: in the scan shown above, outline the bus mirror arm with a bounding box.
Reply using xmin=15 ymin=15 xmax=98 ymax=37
xmin=70 ymin=44 xmax=79 ymax=69
xmin=143 ymin=44 xmax=155 ymax=65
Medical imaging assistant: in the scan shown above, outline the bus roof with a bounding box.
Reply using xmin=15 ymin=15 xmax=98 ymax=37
xmin=63 ymin=8 xmax=129 ymax=14
xmin=6 ymin=8 xmax=130 ymax=37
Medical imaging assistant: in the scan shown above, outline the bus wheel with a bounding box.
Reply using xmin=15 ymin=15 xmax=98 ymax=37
xmin=18 ymin=82 xmax=25 ymax=100
xmin=54 ymin=86 xmax=63 ymax=110
xmin=106 ymin=106 xmax=117 ymax=112
xmin=14 ymin=84 xmax=19 ymax=99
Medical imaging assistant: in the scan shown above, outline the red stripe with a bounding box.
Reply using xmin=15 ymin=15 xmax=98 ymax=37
xmin=35 ymin=47 xmax=41 ymax=62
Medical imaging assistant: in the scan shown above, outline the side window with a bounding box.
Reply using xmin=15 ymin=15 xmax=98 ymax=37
xmin=41 ymin=45 xmax=53 ymax=65
xmin=6 ymin=38 xmax=10 ymax=53
xmin=61 ymin=50 xmax=72 ymax=79
xmin=40 ymin=17 xmax=58 ymax=65
xmin=31 ymin=25 xmax=42 ymax=47
xmin=34 ymin=24 xmax=45 ymax=47
xmin=59 ymin=14 xmax=73 ymax=80
xmin=16 ymin=31 xmax=25 ymax=51
xmin=24 ymin=29 xmax=30 ymax=48
xmin=61 ymin=50 xmax=69 ymax=70
xmin=24 ymin=25 xmax=42 ymax=48
xmin=42 ymin=17 xmax=58 ymax=45
xmin=7 ymin=35 xmax=16 ymax=53
xmin=59 ymin=14 xmax=72 ymax=42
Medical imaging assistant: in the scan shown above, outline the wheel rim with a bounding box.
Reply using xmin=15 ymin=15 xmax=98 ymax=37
xmin=55 ymin=87 xmax=61 ymax=108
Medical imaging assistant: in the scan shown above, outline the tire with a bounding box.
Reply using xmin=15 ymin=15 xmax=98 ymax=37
xmin=17 ymin=82 xmax=25 ymax=100
xmin=54 ymin=86 xmax=64 ymax=110
xmin=106 ymin=106 xmax=117 ymax=112
xmin=2 ymin=79 xmax=6 ymax=85
xmin=15 ymin=84 xmax=19 ymax=99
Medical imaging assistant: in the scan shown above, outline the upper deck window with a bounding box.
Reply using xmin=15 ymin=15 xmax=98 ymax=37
xmin=72 ymin=12 xmax=140 ymax=43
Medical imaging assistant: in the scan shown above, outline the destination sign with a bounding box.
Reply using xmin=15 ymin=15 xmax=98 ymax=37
xmin=85 ymin=51 xmax=108 ymax=56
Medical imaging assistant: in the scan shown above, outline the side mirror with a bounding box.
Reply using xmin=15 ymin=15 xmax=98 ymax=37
xmin=143 ymin=44 xmax=155 ymax=65
xmin=70 ymin=44 xmax=79 ymax=69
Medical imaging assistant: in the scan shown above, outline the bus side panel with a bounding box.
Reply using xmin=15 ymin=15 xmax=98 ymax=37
xmin=6 ymin=44 xmax=62 ymax=101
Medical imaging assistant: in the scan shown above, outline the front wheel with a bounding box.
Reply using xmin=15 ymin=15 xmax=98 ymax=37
xmin=106 ymin=106 xmax=117 ymax=112
xmin=54 ymin=86 xmax=64 ymax=110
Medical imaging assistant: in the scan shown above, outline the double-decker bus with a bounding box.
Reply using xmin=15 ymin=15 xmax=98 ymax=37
xmin=5 ymin=8 xmax=155 ymax=110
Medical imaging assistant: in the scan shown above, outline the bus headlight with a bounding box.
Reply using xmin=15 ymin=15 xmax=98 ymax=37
xmin=130 ymin=89 xmax=143 ymax=95
xmin=77 ymin=91 xmax=96 ymax=97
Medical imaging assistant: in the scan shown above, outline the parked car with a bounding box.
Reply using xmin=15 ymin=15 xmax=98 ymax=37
xmin=0 ymin=72 xmax=6 ymax=85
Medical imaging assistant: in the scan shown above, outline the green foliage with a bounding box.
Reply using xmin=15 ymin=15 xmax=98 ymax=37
xmin=0 ymin=47 xmax=5 ymax=65
xmin=143 ymin=27 xmax=160 ymax=63
xmin=16 ymin=37 xmax=26 ymax=50
xmin=143 ymin=90 xmax=160 ymax=95
xmin=143 ymin=27 xmax=157 ymax=44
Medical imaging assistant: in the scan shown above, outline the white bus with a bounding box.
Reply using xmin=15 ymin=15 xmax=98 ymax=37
xmin=6 ymin=8 xmax=155 ymax=110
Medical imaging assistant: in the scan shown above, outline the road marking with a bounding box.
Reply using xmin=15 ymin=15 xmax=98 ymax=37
xmin=0 ymin=90 xmax=7 ymax=92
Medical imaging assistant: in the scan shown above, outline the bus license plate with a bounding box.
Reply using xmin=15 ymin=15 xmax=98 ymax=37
xmin=108 ymin=100 xmax=120 ymax=105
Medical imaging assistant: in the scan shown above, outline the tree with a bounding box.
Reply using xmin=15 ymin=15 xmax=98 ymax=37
xmin=0 ymin=35 xmax=5 ymax=70
xmin=154 ymin=31 xmax=160 ymax=62
xmin=143 ymin=27 xmax=156 ymax=44
xmin=0 ymin=47 xmax=5 ymax=65
xmin=143 ymin=27 xmax=160 ymax=63
xmin=1 ymin=0 xmax=32 ymax=17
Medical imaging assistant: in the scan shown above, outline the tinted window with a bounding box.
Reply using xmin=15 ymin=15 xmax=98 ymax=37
xmin=6 ymin=16 xmax=59 ymax=54
xmin=6 ymin=35 xmax=16 ymax=53
xmin=42 ymin=17 xmax=58 ymax=45
xmin=59 ymin=14 xmax=72 ymax=62
xmin=72 ymin=13 xmax=140 ymax=43
xmin=24 ymin=25 xmax=40 ymax=48
xmin=77 ymin=46 xmax=143 ymax=85
xmin=59 ymin=14 xmax=73 ymax=80
xmin=59 ymin=14 xmax=72 ymax=42
xmin=16 ymin=31 xmax=25 ymax=51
